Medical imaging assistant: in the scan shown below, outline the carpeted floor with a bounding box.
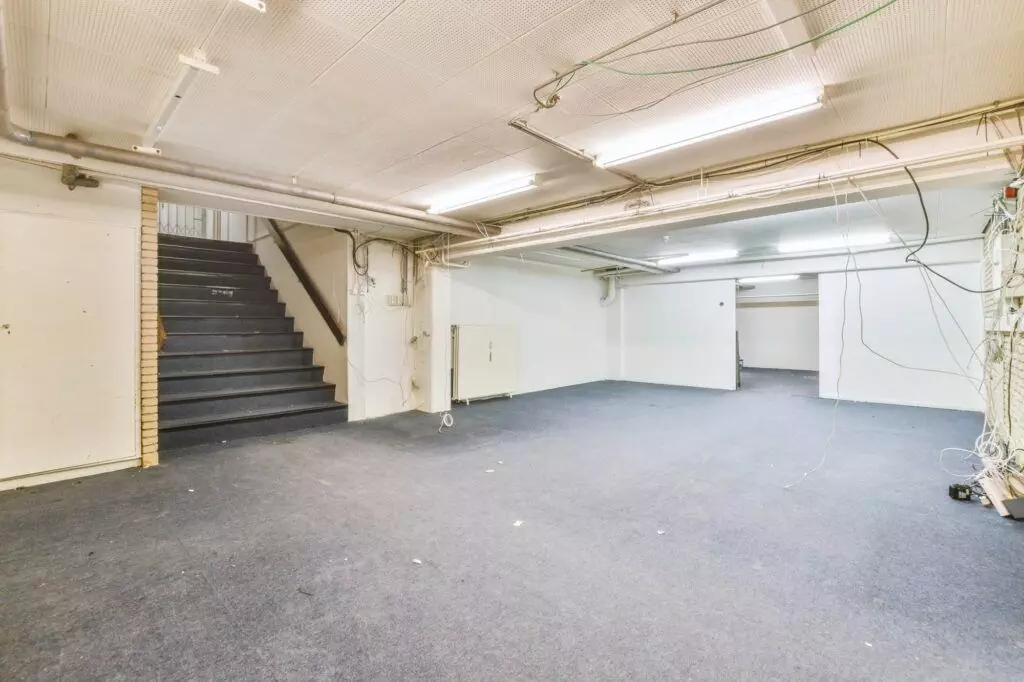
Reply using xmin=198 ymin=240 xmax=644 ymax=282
xmin=2 ymin=375 xmax=1022 ymax=681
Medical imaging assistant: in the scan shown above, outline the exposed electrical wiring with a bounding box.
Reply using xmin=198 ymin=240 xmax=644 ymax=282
xmin=604 ymin=0 xmax=843 ymax=65
xmin=584 ymin=0 xmax=900 ymax=77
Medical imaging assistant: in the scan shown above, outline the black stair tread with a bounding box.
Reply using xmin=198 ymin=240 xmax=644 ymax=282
xmin=159 ymin=255 xmax=263 ymax=267
xmin=160 ymin=282 xmax=274 ymax=291
xmin=160 ymin=365 xmax=325 ymax=380
xmin=159 ymin=382 xmax=335 ymax=404
xmin=159 ymin=347 xmax=310 ymax=358
xmin=158 ymin=237 xmax=252 ymax=251
xmin=161 ymin=315 xmax=289 ymax=320
xmin=160 ymin=402 xmax=347 ymax=431
xmin=165 ymin=331 xmax=297 ymax=336
xmin=158 ymin=297 xmax=277 ymax=303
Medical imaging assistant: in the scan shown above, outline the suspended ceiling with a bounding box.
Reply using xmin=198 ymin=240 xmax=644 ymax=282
xmin=4 ymin=0 xmax=1024 ymax=220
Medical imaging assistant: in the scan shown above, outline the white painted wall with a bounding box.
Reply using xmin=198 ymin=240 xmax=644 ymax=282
xmin=254 ymin=223 xmax=348 ymax=404
xmin=620 ymin=280 xmax=737 ymax=390
xmin=737 ymin=277 xmax=819 ymax=371
xmin=0 ymin=158 xmax=141 ymax=489
xmin=738 ymin=306 xmax=819 ymax=371
xmin=819 ymin=264 xmax=983 ymax=411
xmin=346 ymin=241 xmax=415 ymax=420
xmin=450 ymin=259 xmax=608 ymax=394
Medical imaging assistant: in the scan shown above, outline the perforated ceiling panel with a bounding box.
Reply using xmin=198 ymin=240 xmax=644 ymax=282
xmin=364 ymin=0 xmax=507 ymax=80
xmin=3 ymin=0 xmax=1023 ymax=219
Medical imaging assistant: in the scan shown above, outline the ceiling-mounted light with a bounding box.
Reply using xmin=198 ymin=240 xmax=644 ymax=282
xmin=777 ymin=232 xmax=891 ymax=254
xmin=656 ymin=249 xmax=738 ymax=267
xmin=595 ymin=88 xmax=823 ymax=168
xmin=428 ymin=176 xmax=537 ymax=214
xmin=235 ymin=0 xmax=267 ymax=11
xmin=737 ymin=274 xmax=801 ymax=284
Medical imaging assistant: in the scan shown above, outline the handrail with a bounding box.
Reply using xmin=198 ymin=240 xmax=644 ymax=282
xmin=264 ymin=218 xmax=346 ymax=346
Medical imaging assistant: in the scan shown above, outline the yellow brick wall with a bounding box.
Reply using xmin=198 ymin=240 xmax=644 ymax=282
xmin=140 ymin=187 xmax=159 ymax=467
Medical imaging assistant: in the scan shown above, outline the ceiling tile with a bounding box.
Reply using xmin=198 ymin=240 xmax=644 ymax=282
xmin=4 ymin=23 xmax=48 ymax=130
xmin=811 ymin=0 xmax=946 ymax=83
xmin=295 ymin=0 xmax=406 ymax=36
xmin=517 ymin=0 xmax=653 ymax=68
xmin=6 ymin=0 xmax=49 ymax=31
xmin=46 ymin=36 xmax=175 ymax=138
xmin=287 ymin=42 xmax=446 ymax=133
xmin=440 ymin=43 xmax=557 ymax=116
xmin=464 ymin=0 xmax=580 ymax=40
xmin=204 ymin=0 xmax=360 ymax=85
xmin=50 ymin=0 xmax=193 ymax=76
xmin=126 ymin=0 xmax=228 ymax=41
xmin=940 ymin=29 xmax=1024 ymax=115
xmin=364 ymin=0 xmax=508 ymax=80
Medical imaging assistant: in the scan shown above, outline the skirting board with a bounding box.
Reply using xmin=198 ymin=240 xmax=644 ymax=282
xmin=0 ymin=457 xmax=141 ymax=492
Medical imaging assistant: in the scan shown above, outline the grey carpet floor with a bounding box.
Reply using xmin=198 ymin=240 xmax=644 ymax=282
xmin=2 ymin=376 xmax=1023 ymax=681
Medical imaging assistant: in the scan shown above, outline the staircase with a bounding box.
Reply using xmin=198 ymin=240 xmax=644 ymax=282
xmin=158 ymin=233 xmax=347 ymax=449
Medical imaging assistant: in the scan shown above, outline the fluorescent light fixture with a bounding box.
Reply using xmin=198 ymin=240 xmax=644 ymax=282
xmin=737 ymin=274 xmax=800 ymax=284
xmin=777 ymin=232 xmax=891 ymax=254
xmin=656 ymin=249 xmax=738 ymax=267
xmin=428 ymin=176 xmax=537 ymax=214
xmin=595 ymin=88 xmax=823 ymax=168
xmin=235 ymin=0 xmax=267 ymax=11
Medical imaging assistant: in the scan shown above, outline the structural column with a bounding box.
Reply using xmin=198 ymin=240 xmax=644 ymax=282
xmin=139 ymin=187 xmax=159 ymax=467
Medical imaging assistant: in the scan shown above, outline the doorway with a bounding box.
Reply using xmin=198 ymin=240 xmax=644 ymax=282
xmin=736 ymin=275 xmax=819 ymax=397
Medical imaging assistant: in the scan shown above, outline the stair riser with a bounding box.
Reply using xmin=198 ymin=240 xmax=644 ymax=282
xmin=160 ymin=349 xmax=313 ymax=373
xmin=160 ymin=300 xmax=285 ymax=317
xmin=160 ymin=244 xmax=259 ymax=264
xmin=160 ymin=387 xmax=336 ymax=421
xmin=159 ymin=271 xmax=271 ymax=289
xmin=163 ymin=333 xmax=304 ymax=353
xmin=158 ymin=234 xmax=254 ymax=253
xmin=160 ymin=367 xmax=325 ymax=395
xmin=162 ymin=317 xmax=295 ymax=334
xmin=159 ymin=284 xmax=279 ymax=303
xmin=159 ymin=257 xmax=265 ymax=276
xmin=160 ymin=406 xmax=348 ymax=449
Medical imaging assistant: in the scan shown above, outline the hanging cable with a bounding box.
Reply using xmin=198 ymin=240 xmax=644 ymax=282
xmin=604 ymin=0 xmax=843 ymax=64
xmin=584 ymin=0 xmax=900 ymax=76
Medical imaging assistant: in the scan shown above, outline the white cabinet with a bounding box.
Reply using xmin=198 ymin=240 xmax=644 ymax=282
xmin=451 ymin=325 xmax=518 ymax=401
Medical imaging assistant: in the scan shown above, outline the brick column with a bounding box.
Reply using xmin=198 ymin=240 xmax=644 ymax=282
xmin=140 ymin=187 xmax=159 ymax=467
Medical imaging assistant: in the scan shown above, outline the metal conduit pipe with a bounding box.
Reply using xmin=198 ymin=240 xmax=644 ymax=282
xmin=559 ymin=245 xmax=678 ymax=275
xmin=0 ymin=0 xmax=494 ymax=240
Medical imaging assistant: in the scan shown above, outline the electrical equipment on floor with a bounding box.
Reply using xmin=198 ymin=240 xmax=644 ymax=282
xmin=451 ymin=325 xmax=518 ymax=402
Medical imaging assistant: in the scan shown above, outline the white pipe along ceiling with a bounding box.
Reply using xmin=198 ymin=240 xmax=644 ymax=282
xmin=0 ymin=0 xmax=493 ymax=240
xmin=444 ymin=134 xmax=1024 ymax=258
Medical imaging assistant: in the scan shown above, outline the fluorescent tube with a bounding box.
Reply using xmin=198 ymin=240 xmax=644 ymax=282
xmin=777 ymin=232 xmax=891 ymax=253
xmin=737 ymin=275 xmax=800 ymax=284
xmin=235 ymin=0 xmax=267 ymax=12
xmin=656 ymin=249 xmax=738 ymax=267
xmin=596 ymin=88 xmax=823 ymax=168
xmin=428 ymin=176 xmax=537 ymax=214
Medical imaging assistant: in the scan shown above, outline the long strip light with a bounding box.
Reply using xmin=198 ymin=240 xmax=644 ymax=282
xmin=777 ymin=232 xmax=891 ymax=254
xmin=235 ymin=0 xmax=267 ymax=12
xmin=428 ymin=176 xmax=537 ymax=214
xmin=737 ymin=274 xmax=800 ymax=284
xmin=595 ymin=88 xmax=823 ymax=168
xmin=656 ymin=248 xmax=738 ymax=267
